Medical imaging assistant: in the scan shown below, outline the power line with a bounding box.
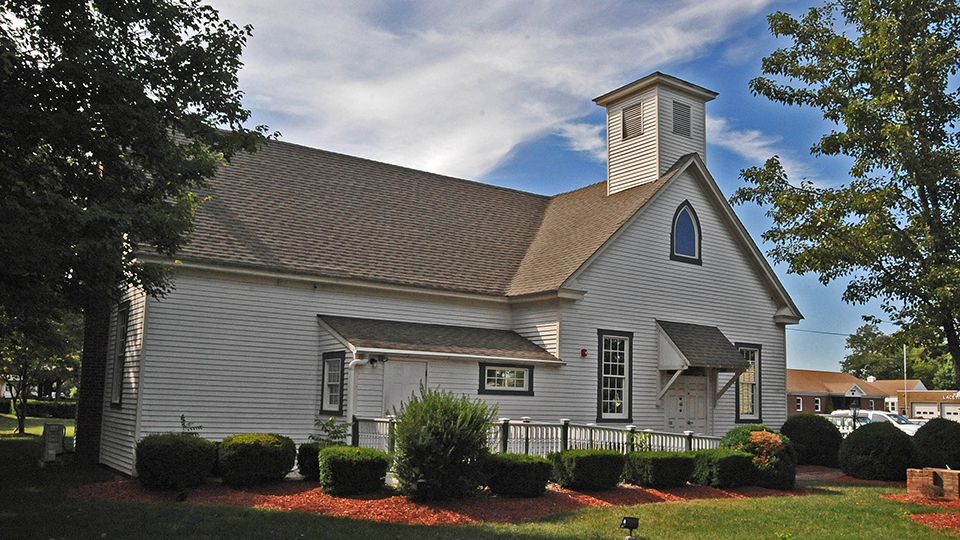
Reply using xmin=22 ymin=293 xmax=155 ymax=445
xmin=786 ymin=328 xmax=851 ymax=337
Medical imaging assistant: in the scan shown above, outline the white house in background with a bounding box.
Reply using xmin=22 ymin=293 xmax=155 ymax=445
xmin=94 ymin=72 xmax=802 ymax=474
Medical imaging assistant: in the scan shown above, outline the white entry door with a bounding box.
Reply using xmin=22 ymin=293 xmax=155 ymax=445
xmin=383 ymin=361 xmax=427 ymax=416
xmin=664 ymin=376 xmax=707 ymax=431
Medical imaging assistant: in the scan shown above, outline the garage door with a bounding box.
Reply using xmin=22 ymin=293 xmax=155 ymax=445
xmin=911 ymin=402 xmax=939 ymax=418
xmin=942 ymin=403 xmax=960 ymax=421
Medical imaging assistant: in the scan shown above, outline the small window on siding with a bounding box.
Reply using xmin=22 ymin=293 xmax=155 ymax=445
xmin=622 ymin=103 xmax=643 ymax=139
xmin=110 ymin=301 xmax=131 ymax=408
xmin=736 ymin=344 xmax=761 ymax=423
xmin=320 ymin=351 xmax=345 ymax=415
xmin=673 ymin=101 xmax=691 ymax=137
xmin=670 ymin=201 xmax=701 ymax=264
xmin=478 ymin=363 xmax=534 ymax=396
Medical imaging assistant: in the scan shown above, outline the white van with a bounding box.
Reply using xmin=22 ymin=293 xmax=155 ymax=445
xmin=830 ymin=409 xmax=920 ymax=436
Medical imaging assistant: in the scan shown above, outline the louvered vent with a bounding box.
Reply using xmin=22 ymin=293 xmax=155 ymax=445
xmin=622 ymin=103 xmax=643 ymax=139
xmin=673 ymin=101 xmax=691 ymax=137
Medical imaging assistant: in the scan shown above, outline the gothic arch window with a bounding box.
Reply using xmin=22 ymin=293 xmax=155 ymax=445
xmin=671 ymin=201 xmax=702 ymax=264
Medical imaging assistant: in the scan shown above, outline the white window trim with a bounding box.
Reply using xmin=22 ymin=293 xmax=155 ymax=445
xmin=479 ymin=364 xmax=533 ymax=395
xmin=814 ymin=397 xmax=822 ymax=412
xmin=736 ymin=345 xmax=761 ymax=422
xmin=598 ymin=331 xmax=632 ymax=422
xmin=320 ymin=351 xmax=345 ymax=415
xmin=796 ymin=396 xmax=803 ymax=412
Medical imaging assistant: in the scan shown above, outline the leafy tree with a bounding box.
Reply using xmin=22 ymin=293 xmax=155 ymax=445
xmin=0 ymin=310 xmax=82 ymax=434
xmin=842 ymin=324 xmax=949 ymax=389
xmin=0 ymin=1 xmax=270 ymax=459
xmin=732 ymin=0 xmax=960 ymax=385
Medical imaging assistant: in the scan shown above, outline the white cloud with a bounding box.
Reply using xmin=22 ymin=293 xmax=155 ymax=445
xmin=214 ymin=0 xmax=779 ymax=179
xmin=707 ymin=115 xmax=815 ymax=181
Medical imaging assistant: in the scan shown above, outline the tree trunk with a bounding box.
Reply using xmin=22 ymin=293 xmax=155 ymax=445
xmin=74 ymin=301 xmax=111 ymax=465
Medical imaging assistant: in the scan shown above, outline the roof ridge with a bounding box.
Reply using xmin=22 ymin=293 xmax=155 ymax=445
xmin=263 ymin=137 xmax=552 ymax=201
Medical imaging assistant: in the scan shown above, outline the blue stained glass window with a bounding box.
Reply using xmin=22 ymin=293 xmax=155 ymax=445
xmin=674 ymin=207 xmax=697 ymax=257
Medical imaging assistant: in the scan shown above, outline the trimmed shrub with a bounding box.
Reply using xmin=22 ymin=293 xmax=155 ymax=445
xmin=297 ymin=442 xmax=323 ymax=480
xmin=915 ymin=418 xmax=960 ymax=469
xmin=720 ymin=424 xmax=797 ymax=490
xmin=780 ymin=414 xmax=842 ymax=467
xmin=548 ymin=449 xmax=625 ymax=491
xmin=135 ymin=433 xmax=217 ymax=490
xmin=690 ymin=448 xmax=756 ymax=488
xmin=392 ymin=387 xmax=496 ymax=501
xmin=218 ymin=433 xmax=296 ymax=487
xmin=482 ymin=453 xmax=553 ymax=498
xmin=623 ymin=451 xmax=694 ymax=489
xmin=317 ymin=446 xmax=390 ymax=496
xmin=838 ymin=422 xmax=915 ymax=481
xmin=24 ymin=400 xmax=76 ymax=419
xmin=0 ymin=398 xmax=11 ymax=414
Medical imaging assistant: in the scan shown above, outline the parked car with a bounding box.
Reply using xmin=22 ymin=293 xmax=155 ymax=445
xmin=830 ymin=409 xmax=919 ymax=436
xmin=824 ymin=414 xmax=873 ymax=437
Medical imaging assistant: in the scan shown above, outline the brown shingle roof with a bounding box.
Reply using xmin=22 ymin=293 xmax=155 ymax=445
xmin=786 ymin=369 xmax=887 ymax=396
xmin=182 ymin=140 xmax=550 ymax=296
xmin=657 ymin=320 xmax=751 ymax=371
xmin=176 ymin=139 xmax=678 ymax=297
xmin=318 ymin=315 xmax=559 ymax=362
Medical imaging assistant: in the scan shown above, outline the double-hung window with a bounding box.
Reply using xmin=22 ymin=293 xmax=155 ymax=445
xmin=110 ymin=301 xmax=131 ymax=408
xmin=320 ymin=351 xmax=345 ymax=415
xmin=736 ymin=344 xmax=761 ymax=422
xmin=796 ymin=397 xmax=803 ymax=412
xmin=598 ymin=330 xmax=632 ymax=422
xmin=814 ymin=397 xmax=822 ymax=412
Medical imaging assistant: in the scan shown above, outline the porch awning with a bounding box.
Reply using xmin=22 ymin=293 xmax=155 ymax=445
xmin=318 ymin=315 xmax=561 ymax=364
xmin=656 ymin=320 xmax=750 ymax=372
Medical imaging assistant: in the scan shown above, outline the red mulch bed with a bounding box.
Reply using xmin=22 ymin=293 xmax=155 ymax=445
xmin=70 ymin=480 xmax=809 ymax=525
xmin=882 ymin=489 xmax=960 ymax=532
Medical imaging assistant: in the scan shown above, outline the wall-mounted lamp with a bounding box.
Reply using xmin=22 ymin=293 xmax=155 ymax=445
xmin=368 ymin=354 xmax=388 ymax=367
xmin=620 ymin=517 xmax=640 ymax=540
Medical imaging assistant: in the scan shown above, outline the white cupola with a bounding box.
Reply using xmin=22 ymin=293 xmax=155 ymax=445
xmin=593 ymin=72 xmax=717 ymax=196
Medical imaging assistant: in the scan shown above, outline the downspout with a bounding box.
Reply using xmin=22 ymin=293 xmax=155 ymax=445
xmin=345 ymin=355 xmax=370 ymax=426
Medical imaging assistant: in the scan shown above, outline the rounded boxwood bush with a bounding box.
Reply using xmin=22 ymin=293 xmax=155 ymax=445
xmin=720 ymin=424 xmax=797 ymax=490
xmin=135 ymin=433 xmax=216 ymax=490
xmin=219 ymin=433 xmax=296 ymax=487
xmin=482 ymin=453 xmax=553 ymax=498
xmin=623 ymin=451 xmax=694 ymax=489
xmin=297 ymin=442 xmax=339 ymax=480
xmin=780 ymin=414 xmax=842 ymax=467
xmin=914 ymin=418 xmax=960 ymax=469
xmin=838 ymin=422 xmax=916 ymax=480
xmin=317 ymin=446 xmax=390 ymax=496
xmin=392 ymin=387 xmax=496 ymax=501
xmin=690 ymin=448 xmax=756 ymax=488
xmin=548 ymin=449 xmax=625 ymax=491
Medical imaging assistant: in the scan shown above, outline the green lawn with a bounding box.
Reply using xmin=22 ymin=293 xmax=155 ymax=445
xmin=0 ymin=425 xmax=956 ymax=540
xmin=0 ymin=413 xmax=75 ymax=438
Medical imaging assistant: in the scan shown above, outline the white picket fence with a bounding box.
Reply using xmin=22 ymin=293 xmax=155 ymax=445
xmin=351 ymin=416 xmax=720 ymax=456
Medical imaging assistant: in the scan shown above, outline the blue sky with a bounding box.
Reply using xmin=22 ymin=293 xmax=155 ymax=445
xmin=211 ymin=0 xmax=895 ymax=372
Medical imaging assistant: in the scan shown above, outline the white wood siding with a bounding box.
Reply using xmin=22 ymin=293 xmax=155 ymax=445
xmin=557 ymin=169 xmax=787 ymax=435
xmin=100 ymin=288 xmax=147 ymax=473
xmin=135 ymin=273 xmax=513 ymax=473
xmin=511 ymin=299 xmax=560 ymax=358
xmin=657 ymin=86 xmax=707 ymax=175
xmin=606 ymin=88 xmax=659 ymax=194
